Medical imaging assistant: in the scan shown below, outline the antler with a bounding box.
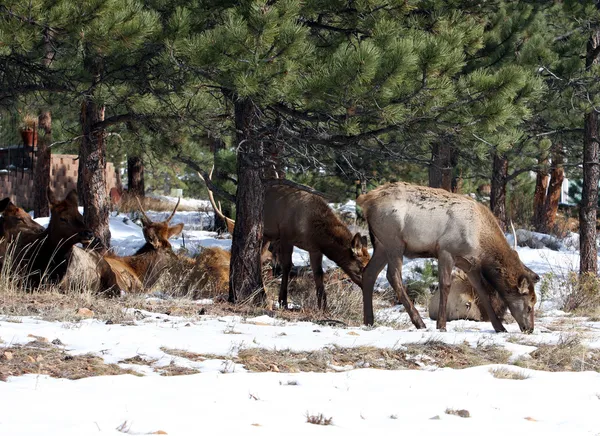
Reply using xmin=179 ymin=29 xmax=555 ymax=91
xmin=166 ymin=197 xmax=181 ymax=223
xmin=135 ymin=196 xmax=152 ymax=224
xmin=198 ymin=166 xmax=235 ymax=234
xmin=510 ymin=220 xmax=517 ymax=251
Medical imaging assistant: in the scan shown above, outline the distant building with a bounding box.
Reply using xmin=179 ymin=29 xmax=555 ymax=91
xmin=0 ymin=146 xmax=119 ymax=210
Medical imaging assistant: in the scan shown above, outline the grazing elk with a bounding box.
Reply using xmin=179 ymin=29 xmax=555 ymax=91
xmin=202 ymin=176 xmax=370 ymax=310
xmin=428 ymin=225 xmax=539 ymax=324
xmin=357 ymin=182 xmax=539 ymax=333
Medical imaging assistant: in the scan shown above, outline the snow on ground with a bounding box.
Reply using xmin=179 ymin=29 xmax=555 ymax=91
xmin=3 ymin=202 xmax=599 ymax=435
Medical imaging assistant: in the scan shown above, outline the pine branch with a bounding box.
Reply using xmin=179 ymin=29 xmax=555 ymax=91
xmin=174 ymin=155 xmax=236 ymax=203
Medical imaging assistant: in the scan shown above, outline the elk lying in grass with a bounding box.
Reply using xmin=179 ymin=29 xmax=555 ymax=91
xmin=202 ymin=175 xmax=370 ymax=310
xmin=357 ymin=182 xmax=539 ymax=333
xmin=428 ymin=270 xmax=485 ymax=322
xmin=62 ymin=198 xmax=184 ymax=294
xmin=8 ymin=189 xmax=96 ymax=287
xmin=0 ymin=198 xmax=45 ymax=269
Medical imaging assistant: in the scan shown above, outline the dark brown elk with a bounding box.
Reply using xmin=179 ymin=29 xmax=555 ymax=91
xmin=202 ymin=177 xmax=370 ymax=310
xmin=0 ymin=198 xmax=45 ymax=269
xmin=13 ymin=189 xmax=95 ymax=286
xmin=357 ymin=182 xmax=539 ymax=333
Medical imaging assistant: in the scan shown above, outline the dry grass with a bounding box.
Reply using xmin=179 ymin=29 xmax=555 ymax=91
xmin=156 ymin=363 xmax=201 ymax=377
xmin=306 ymin=413 xmax=333 ymax=425
xmin=489 ymin=367 xmax=530 ymax=380
xmin=0 ymin=342 xmax=141 ymax=381
xmin=263 ymin=267 xmax=394 ymax=327
xmin=514 ymin=335 xmax=600 ymax=372
xmin=561 ymin=272 xmax=600 ymax=315
xmin=445 ymin=408 xmax=470 ymax=418
xmin=168 ymin=343 xmax=512 ymax=373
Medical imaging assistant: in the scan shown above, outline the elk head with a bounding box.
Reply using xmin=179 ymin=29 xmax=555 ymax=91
xmin=483 ymin=249 xmax=539 ymax=333
xmin=46 ymin=188 xmax=95 ymax=247
xmin=135 ymin=196 xmax=183 ymax=250
xmin=345 ymin=233 xmax=370 ymax=285
xmin=0 ymin=198 xmax=44 ymax=239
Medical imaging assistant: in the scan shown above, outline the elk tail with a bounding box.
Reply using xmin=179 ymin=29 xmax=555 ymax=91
xmin=510 ymin=220 xmax=517 ymax=251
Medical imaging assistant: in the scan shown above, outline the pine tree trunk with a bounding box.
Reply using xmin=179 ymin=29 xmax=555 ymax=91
xmin=429 ymin=140 xmax=452 ymax=191
xmin=80 ymin=99 xmax=110 ymax=247
xmin=127 ymin=155 xmax=145 ymax=197
xmin=33 ymin=112 xmax=51 ymax=218
xmin=490 ymin=152 xmax=508 ymax=232
xmin=532 ymin=155 xmax=549 ymax=232
xmin=580 ymin=30 xmax=600 ymax=275
xmin=33 ymin=29 xmax=54 ymax=218
xmin=543 ymin=145 xmax=565 ymax=232
xmin=229 ymin=97 xmax=266 ymax=304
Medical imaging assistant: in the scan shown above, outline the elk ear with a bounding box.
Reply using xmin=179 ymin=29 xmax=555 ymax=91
xmin=518 ymin=276 xmax=530 ymax=294
xmin=351 ymin=233 xmax=364 ymax=255
xmin=0 ymin=198 xmax=11 ymax=213
xmin=168 ymin=223 xmax=184 ymax=239
xmin=65 ymin=190 xmax=79 ymax=206
xmin=47 ymin=187 xmax=57 ymax=206
xmin=361 ymin=235 xmax=368 ymax=248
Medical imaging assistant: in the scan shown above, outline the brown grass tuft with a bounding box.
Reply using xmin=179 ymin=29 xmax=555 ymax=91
xmin=306 ymin=413 xmax=333 ymax=426
xmin=514 ymin=335 xmax=600 ymax=372
xmin=489 ymin=367 xmax=530 ymax=380
xmin=0 ymin=342 xmax=141 ymax=381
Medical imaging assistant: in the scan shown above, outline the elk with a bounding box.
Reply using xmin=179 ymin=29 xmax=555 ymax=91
xmin=0 ymin=198 xmax=45 ymax=269
xmin=357 ymin=182 xmax=539 ymax=333
xmin=13 ymin=189 xmax=96 ymax=287
xmin=428 ymin=269 xmax=486 ymax=322
xmin=201 ymin=175 xmax=370 ymax=310
xmin=427 ymin=224 xmax=539 ymax=324
xmin=63 ymin=197 xmax=185 ymax=294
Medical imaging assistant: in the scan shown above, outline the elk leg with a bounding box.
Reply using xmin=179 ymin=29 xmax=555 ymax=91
xmin=277 ymin=242 xmax=294 ymax=309
xmin=436 ymin=251 xmax=454 ymax=332
xmin=309 ymin=252 xmax=326 ymax=310
xmin=465 ymin=270 xmax=507 ymax=333
xmin=362 ymin=242 xmax=388 ymax=325
xmin=387 ymin=255 xmax=426 ymax=329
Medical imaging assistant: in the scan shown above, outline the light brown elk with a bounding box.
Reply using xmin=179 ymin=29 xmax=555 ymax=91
xmin=428 ymin=225 xmax=539 ymax=323
xmin=357 ymin=182 xmax=539 ymax=333
xmin=203 ymin=177 xmax=370 ymax=310
xmin=63 ymin=198 xmax=184 ymax=294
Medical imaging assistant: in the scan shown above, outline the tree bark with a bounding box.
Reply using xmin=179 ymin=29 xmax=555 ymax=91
xmin=79 ymin=99 xmax=111 ymax=247
xmin=127 ymin=155 xmax=145 ymax=197
xmin=33 ymin=28 xmax=54 ymax=218
xmin=542 ymin=144 xmax=565 ymax=232
xmin=429 ymin=139 xmax=452 ymax=191
xmin=532 ymin=155 xmax=549 ymax=232
xmin=490 ymin=151 xmax=508 ymax=232
xmin=580 ymin=30 xmax=600 ymax=275
xmin=33 ymin=112 xmax=51 ymax=218
xmin=229 ymin=97 xmax=266 ymax=304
